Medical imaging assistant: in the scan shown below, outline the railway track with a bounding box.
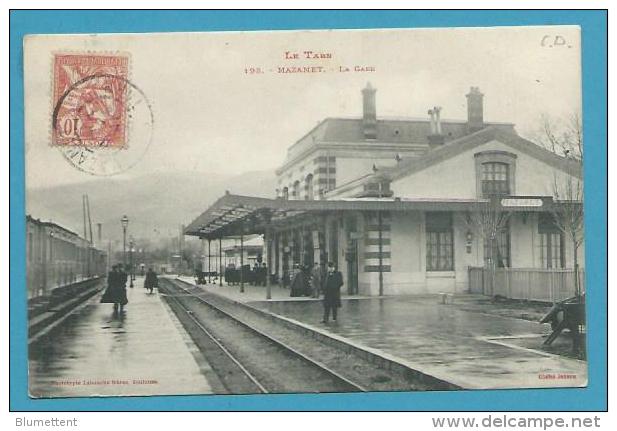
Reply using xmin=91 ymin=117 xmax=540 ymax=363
xmin=160 ymin=277 xmax=368 ymax=394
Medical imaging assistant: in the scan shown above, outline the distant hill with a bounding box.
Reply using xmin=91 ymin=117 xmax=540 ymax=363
xmin=26 ymin=170 xmax=277 ymax=242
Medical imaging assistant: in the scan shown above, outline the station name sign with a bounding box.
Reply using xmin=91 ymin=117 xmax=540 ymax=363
xmin=500 ymin=198 xmax=544 ymax=208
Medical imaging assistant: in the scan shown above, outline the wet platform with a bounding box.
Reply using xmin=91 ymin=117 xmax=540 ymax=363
xmin=29 ymin=276 xmax=214 ymax=398
xmin=250 ymin=296 xmax=587 ymax=390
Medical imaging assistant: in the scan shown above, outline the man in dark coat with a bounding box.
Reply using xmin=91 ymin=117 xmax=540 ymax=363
xmin=144 ymin=268 xmax=158 ymax=293
xmin=101 ymin=264 xmax=128 ymax=312
xmin=322 ymin=262 xmax=343 ymax=323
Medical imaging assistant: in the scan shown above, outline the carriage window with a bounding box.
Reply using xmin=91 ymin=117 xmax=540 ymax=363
xmin=426 ymin=212 xmax=454 ymax=271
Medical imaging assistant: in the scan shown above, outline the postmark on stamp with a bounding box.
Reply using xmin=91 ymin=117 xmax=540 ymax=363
xmin=52 ymin=54 xmax=129 ymax=148
xmin=51 ymin=53 xmax=153 ymax=176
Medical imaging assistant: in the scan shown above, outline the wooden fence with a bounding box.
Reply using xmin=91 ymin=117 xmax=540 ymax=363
xmin=468 ymin=267 xmax=585 ymax=303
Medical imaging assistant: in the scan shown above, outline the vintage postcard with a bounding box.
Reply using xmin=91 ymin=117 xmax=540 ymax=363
xmin=23 ymin=26 xmax=586 ymax=398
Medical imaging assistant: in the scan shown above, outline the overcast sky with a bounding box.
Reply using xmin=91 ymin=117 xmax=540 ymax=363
xmin=24 ymin=26 xmax=581 ymax=189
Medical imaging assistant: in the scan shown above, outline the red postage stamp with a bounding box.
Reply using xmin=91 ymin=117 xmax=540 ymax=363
xmin=52 ymin=53 xmax=130 ymax=148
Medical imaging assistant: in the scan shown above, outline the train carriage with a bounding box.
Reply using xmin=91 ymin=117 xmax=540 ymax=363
xmin=26 ymin=215 xmax=107 ymax=301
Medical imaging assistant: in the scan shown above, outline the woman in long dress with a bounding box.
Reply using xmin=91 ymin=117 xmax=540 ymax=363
xmin=289 ymin=263 xmax=308 ymax=297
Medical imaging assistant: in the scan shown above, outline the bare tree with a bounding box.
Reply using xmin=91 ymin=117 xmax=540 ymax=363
xmin=551 ymin=173 xmax=584 ymax=297
xmin=465 ymin=198 xmax=511 ymax=296
xmin=539 ymin=113 xmax=584 ymax=296
xmin=537 ymin=113 xmax=583 ymax=162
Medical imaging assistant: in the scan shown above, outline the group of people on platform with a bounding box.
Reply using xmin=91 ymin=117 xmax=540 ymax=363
xmin=203 ymin=259 xmax=344 ymax=324
xmin=101 ymin=265 xmax=158 ymax=312
xmin=289 ymin=261 xmax=343 ymax=323
xmin=222 ymin=262 xmax=268 ymax=286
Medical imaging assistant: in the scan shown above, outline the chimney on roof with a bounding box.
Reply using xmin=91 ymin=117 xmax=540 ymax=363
xmin=362 ymin=82 xmax=377 ymax=139
xmin=466 ymin=86 xmax=484 ymax=133
xmin=434 ymin=106 xmax=443 ymax=135
xmin=428 ymin=108 xmax=436 ymax=134
xmin=427 ymin=106 xmax=445 ymax=148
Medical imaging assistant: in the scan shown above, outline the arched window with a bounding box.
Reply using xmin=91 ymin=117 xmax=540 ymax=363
xmin=282 ymin=187 xmax=289 ymax=200
xmin=292 ymin=181 xmax=300 ymax=199
xmin=305 ymin=174 xmax=314 ymax=200
xmin=474 ymin=151 xmax=517 ymax=197
xmin=481 ymin=162 xmax=509 ymax=196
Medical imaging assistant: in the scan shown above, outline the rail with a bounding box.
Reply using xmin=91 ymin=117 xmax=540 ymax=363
xmin=160 ymin=278 xmax=367 ymax=393
xmin=161 ymin=281 xmax=268 ymax=393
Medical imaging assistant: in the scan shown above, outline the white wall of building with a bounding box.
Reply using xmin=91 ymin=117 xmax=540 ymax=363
xmin=359 ymin=208 xmax=585 ymax=296
xmin=387 ymin=211 xmax=425 ymax=295
xmin=391 ymin=140 xmax=581 ymax=200
xmin=381 ymin=211 xmax=486 ymax=295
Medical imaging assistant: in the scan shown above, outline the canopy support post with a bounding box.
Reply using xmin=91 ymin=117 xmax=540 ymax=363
xmin=265 ymin=228 xmax=272 ymax=300
xmin=219 ymin=236 xmax=223 ymax=286
xmin=378 ymin=210 xmax=384 ymax=297
xmin=207 ymin=239 xmax=211 ymax=284
xmin=240 ymin=230 xmax=245 ymax=293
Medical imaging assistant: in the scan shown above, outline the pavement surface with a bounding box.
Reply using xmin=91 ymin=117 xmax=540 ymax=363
xmin=29 ymin=276 xmax=214 ymax=398
xmin=178 ymin=277 xmax=587 ymax=390
xmin=252 ymin=297 xmax=587 ymax=390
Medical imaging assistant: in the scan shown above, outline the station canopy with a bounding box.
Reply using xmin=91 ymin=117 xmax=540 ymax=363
xmin=184 ymin=192 xmax=563 ymax=239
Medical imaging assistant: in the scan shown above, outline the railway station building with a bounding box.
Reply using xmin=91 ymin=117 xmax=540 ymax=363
xmin=186 ymin=84 xmax=583 ymax=300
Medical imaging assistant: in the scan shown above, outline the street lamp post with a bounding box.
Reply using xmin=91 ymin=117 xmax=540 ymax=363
xmin=138 ymin=248 xmax=144 ymax=276
xmin=121 ymin=215 xmax=129 ymax=267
